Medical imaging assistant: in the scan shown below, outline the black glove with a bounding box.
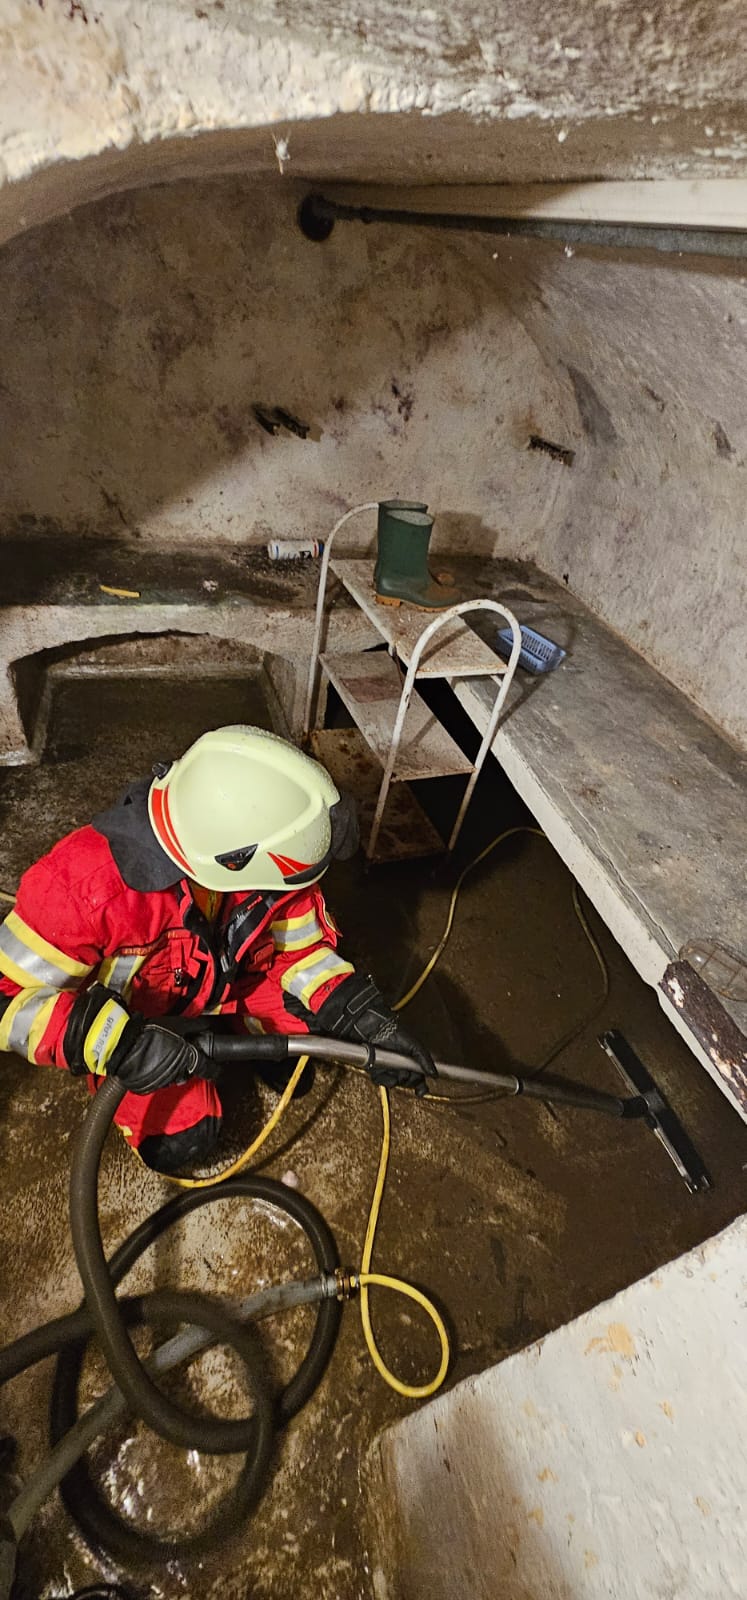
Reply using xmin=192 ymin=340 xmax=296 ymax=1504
xmin=110 ymin=1020 xmax=217 ymax=1095
xmin=314 ymin=974 xmax=437 ymax=1096
xmin=65 ymin=984 xmax=217 ymax=1095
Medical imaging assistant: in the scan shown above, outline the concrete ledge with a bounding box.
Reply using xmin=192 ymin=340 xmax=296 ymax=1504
xmin=0 ymin=586 xmax=376 ymax=761
xmin=453 ymin=560 xmax=747 ymax=1117
xmin=366 ymin=1214 xmax=747 ymax=1600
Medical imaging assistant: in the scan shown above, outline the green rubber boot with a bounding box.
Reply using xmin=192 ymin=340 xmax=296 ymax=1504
xmin=374 ymin=502 xmax=458 ymax=610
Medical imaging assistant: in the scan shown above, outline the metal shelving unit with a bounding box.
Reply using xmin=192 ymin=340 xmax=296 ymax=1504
xmin=305 ymin=503 xmax=522 ymax=861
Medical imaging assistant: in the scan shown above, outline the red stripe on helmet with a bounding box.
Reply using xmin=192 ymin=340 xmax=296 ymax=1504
xmin=151 ymin=784 xmax=193 ymax=874
xmin=269 ymin=852 xmax=310 ymax=876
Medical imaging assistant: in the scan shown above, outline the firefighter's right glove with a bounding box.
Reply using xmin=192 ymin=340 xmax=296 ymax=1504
xmin=64 ymin=983 xmax=217 ymax=1094
xmin=313 ymin=974 xmax=437 ymax=1097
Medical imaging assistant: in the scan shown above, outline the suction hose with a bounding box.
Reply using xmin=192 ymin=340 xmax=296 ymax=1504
xmin=70 ymin=1077 xmax=270 ymax=1453
xmin=0 ymin=1074 xmax=342 ymax=1577
xmin=1 ymin=1020 xmax=630 ymax=1588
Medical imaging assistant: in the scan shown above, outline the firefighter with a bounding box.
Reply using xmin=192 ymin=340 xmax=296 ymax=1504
xmin=0 ymin=726 xmax=435 ymax=1173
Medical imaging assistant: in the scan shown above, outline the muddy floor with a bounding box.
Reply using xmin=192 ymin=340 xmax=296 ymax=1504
xmin=0 ymin=671 xmax=745 ymax=1600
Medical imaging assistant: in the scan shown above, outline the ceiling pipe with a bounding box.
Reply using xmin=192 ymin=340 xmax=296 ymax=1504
xmin=298 ymin=192 xmax=747 ymax=260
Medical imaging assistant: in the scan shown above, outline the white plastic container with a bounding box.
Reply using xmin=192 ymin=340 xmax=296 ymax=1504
xmin=267 ymin=539 xmax=324 ymax=561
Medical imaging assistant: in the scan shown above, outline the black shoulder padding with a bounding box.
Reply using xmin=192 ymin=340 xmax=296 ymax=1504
xmin=92 ymin=777 xmax=183 ymax=891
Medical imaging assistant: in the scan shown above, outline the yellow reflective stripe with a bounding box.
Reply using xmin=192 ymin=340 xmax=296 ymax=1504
xmin=242 ymin=1015 xmax=266 ymax=1035
xmin=0 ymin=910 xmax=93 ymax=990
xmin=84 ymin=998 xmax=130 ymax=1076
xmin=272 ymin=912 xmax=323 ymax=951
xmin=281 ymin=948 xmax=354 ymax=1008
xmin=97 ymin=953 xmax=146 ymax=996
xmin=0 ymin=986 xmax=60 ymax=1059
xmin=273 ymin=911 xmax=319 ymax=930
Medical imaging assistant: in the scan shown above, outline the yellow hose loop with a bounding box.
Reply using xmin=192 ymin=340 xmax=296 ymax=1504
xmin=161 ymin=1054 xmax=309 ymax=1190
xmin=357 ymin=1273 xmax=450 ymax=1400
xmin=358 ymin=1085 xmax=449 ymax=1399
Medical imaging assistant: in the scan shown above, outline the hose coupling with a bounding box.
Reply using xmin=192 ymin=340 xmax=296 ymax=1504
xmin=333 ymin=1267 xmax=359 ymax=1302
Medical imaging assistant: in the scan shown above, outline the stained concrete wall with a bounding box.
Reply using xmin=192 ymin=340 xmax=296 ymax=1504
xmin=0 ymin=182 xmax=570 ymax=554
xmin=496 ymin=242 xmax=747 ymax=747
xmin=1 ymin=0 xmax=746 ymax=249
xmin=0 ymin=180 xmax=745 ymax=745
xmin=366 ymin=1213 xmax=747 ymax=1600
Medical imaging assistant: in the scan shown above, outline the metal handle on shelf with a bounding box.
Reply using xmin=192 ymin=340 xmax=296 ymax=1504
xmin=304 ymin=502 xmax=379 ymax=736
xmin=368 ymin=597 xmax=523 ymax=859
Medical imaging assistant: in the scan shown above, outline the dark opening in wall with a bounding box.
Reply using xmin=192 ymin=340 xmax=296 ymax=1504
xmin=527 ymin=435 xmax=576 ymax=468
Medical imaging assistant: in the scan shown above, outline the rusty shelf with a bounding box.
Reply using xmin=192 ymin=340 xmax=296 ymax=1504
xmin=319 ymin=650 xmax=474 ymax=781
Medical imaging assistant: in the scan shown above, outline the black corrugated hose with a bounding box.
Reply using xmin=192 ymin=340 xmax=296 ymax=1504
xmin=0 ymin=1075 xmax=342 ymax=1585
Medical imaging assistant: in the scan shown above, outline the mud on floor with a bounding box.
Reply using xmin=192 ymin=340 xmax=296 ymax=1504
xmin=0 ymin=673 xmax=745 ymax=1600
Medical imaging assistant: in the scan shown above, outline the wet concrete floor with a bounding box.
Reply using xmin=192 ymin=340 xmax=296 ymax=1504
xmin=0 ymin=671 xmax=745 ymax=1600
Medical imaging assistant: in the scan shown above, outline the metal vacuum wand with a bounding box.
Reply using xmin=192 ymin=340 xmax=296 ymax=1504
xmin=199 ymin=1032 xmax=633 ymax=1117
xmin=197 ymin=1028 xmax=713 ymax=1189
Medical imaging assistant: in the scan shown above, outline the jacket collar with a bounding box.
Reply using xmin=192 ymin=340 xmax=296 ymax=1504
xmin=92 ymin=776 xmax=183 ymax=891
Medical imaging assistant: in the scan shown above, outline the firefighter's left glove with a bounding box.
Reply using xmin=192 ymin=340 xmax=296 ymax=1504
xmin=313 ymin=974 xmax=437 ymax=1097
xmin=64 ymin=983 xmax=217 ymax=1094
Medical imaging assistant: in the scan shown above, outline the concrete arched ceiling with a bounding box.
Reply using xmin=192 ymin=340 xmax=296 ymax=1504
xmin=1 ymin=0 xmax=746 ymax=247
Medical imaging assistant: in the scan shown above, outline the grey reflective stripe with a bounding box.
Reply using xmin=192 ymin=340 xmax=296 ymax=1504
xmin=0 ymin=920 xmax=82 ymax=989
xmin=7 ymin=987 xmax=59 ymax=1053
xmin=282 ymin=950 xmax=352 ymax=1003
xmin=100 ymin=953 xmax=142 ymax=994
xmin=272 ymin=916 xmax=323 ymax=950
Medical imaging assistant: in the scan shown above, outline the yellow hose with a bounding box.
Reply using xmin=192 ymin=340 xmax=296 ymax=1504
xmin=394 ymin=825 xmax=544 ymax=1010
xmin=157 ymin=1054 xmax=310 ymax=1190
xmin=356 ymin=1085 xmax=449 ymax=1399
xmin=353 ymin=827 xmax=542 ymax=1397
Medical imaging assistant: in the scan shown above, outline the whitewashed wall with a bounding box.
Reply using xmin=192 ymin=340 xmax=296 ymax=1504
xmin=1 ymin=0 xmax=746 ymax=250
xmin=0 ymin=181 xmax=744 ymax=744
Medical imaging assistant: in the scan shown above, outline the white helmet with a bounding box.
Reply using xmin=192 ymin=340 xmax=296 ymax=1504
xmin=148 ymin=726 xmax=356 ymax=892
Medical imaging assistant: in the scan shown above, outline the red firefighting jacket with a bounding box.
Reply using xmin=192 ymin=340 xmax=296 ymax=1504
xmin=0 ymin=782 xmax=354 ymax=1072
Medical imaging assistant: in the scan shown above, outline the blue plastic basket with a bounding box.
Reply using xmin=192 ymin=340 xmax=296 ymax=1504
xmin=495 ymin=624 xmax=566 ymax=675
